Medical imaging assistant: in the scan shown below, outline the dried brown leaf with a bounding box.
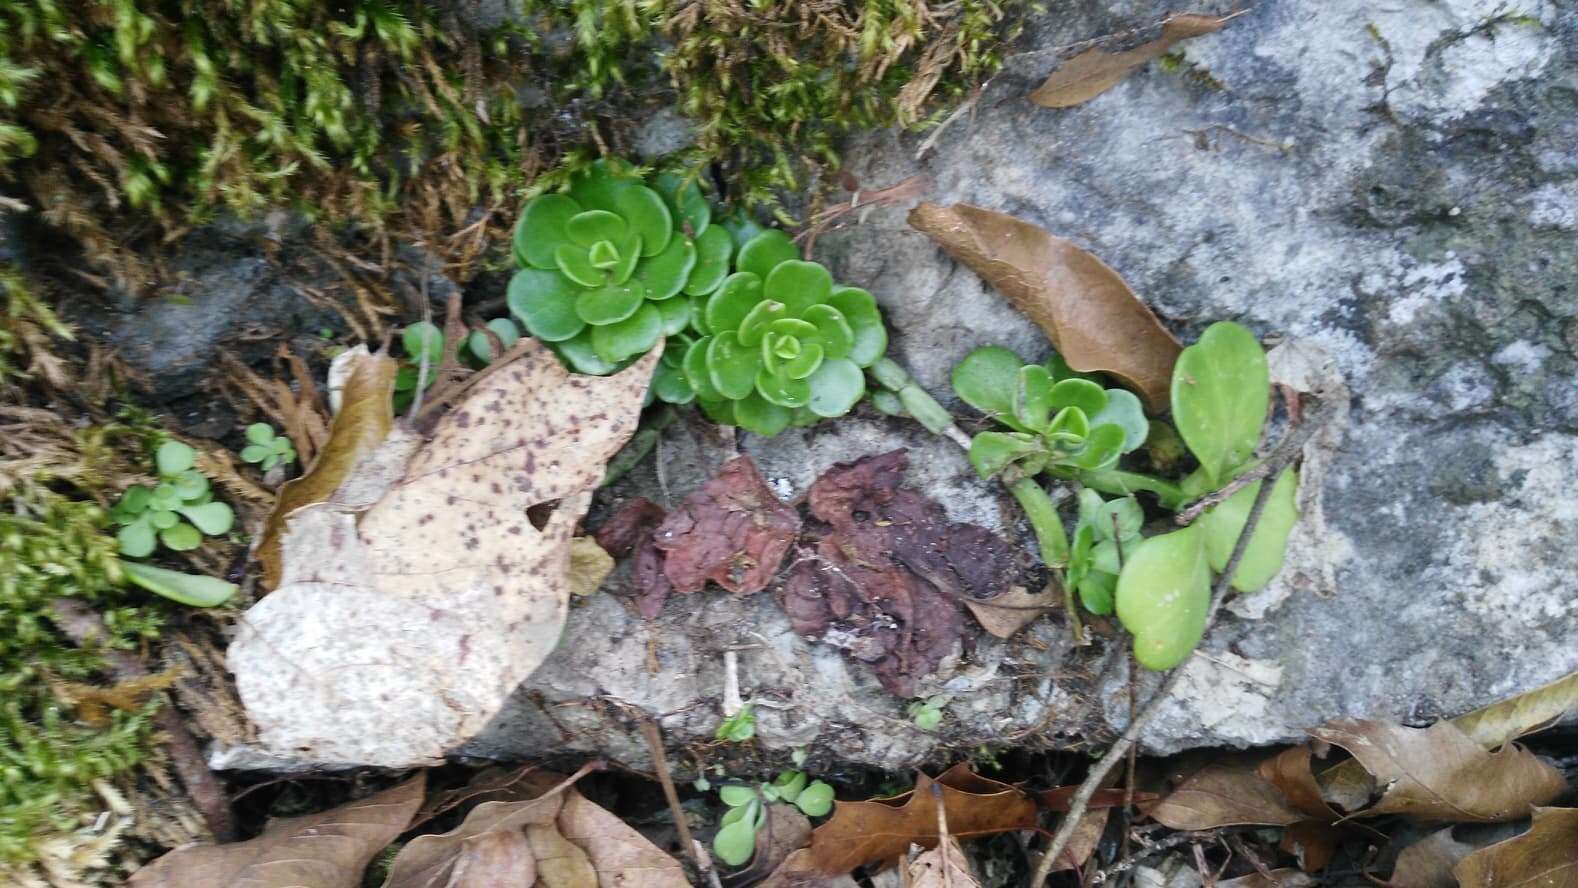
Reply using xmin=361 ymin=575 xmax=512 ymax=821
xmin=1309 ymin=719 xmax=1566 ymax=822
xmin=528 ymin=823 xmax=598 ymax=887
xmin=569 ymin=536 xmax=614 ymax=597
xmin=1214 ymin=869 xmax=1315 ymax=888
xmin=1029 ymin=14 xmax=1232 ymax=108
xmin=908 ymin=203 xmax=1180 ymax=411
xmin=1391 ymin=828 xmax=1477 ymax=888
xmin=385 ymin=788 xmax=564 ymax=888
xmin=652 ymin=456 xmax=800 ymax=595
xmin=1454 ymin=807 xmax=1578 ymax=887
xmin=230 ymin=342 xmax=658 ymax=766
xmin=129 ymin=774 xmax=424 ymax=888
xmin=256 ymin=348 xmax=397 ymax=589
xmin=555 ymin=788 xmax=689 ymax=886
xmin=753 ymin=804 xmax=814 ymax=881
xmin=806 ymin=764 xmax=1039 ymax=874
xmin=1258 ymin=746 xmax=1340 ymax=821
xmin=1277 ymin=821 xmax=1341 ymax=874
xmin=964 ymin=583 xmax=1058 ymax=639
xmin=1147 ymin=755 xmax=1303 ymax=830
xmin=594 ymin=497 xmax=667 ymax=557
xmin=1452 ymin=667 xmax=1578 ymax=751
xmin=759 ymin=848 xmax=861 ymax=888
xmin=907 ymin=838 xmax=980 ymax=887
xmin=444 ymin=830 xmax=536 ymax=888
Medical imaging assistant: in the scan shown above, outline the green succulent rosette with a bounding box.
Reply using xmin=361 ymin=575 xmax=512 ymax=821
xmin=680 ymin=229 xmax=888 ymax=437
xmin=508 ymin=161 xmax=731 ymax=373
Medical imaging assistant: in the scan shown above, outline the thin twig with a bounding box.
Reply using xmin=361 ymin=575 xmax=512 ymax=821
xmin=933 ymin=781 xmax=955 ymax=888
xmin=408 ymin=253 xmax=434 ymax=418
xmin=636 ymin=714 xmax=723 ymax=888
xmin=1031 ymin=397 xmax=1330 ymax=886
xmin=1173 ymin=398 xmax=1327 ymax=525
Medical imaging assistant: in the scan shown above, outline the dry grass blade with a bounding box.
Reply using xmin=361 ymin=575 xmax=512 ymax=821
xmin=1454 ymin=807 xmax=1578 ymax=887
xmin=1029 ymin=13 xmax=1238 ymax=108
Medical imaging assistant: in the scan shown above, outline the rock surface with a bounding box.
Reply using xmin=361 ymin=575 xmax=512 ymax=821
xmin=465 ymin=0 xmax=1578 ymax=767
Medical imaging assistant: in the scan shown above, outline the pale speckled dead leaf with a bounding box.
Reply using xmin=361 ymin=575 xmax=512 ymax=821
xmin=527 ymin=823 xmax=597 ymax=887
xmin=128 ymin=774 xmax=424 ymax=888
xmin=256 ymin=348 xmax=397 ymax=589
xmin=963 ymin=584 xmax=1057 ymax=639
xmin=1309 ymin=719 xmax=1566 ymax=822
xmin=1391 ymin=828 xmax=1477 ymax=888
xmin=568 ymin=536 xmax=615 ymax=597
xmin=384 ymin=785 xmax=564 ymax=888
xmin=908 ymin=203 xmax=1180 ymax=411
xmin=1452 ymin=667 xmax=1578 ymax=751
xmin=445 ymin=830 xmax=537 ymax=888
xmin=1029 ymin=14 xmax=1232 ymax=108
xmin=907 ymin=839 xmax=979 ymax=887
xmin=229 ymin=341 xmax=659 ymax=767
xmin=1454 ymin=807 xmax=1578 ymax=887
xmin=556 ymin=789 xmax=690 ymax=886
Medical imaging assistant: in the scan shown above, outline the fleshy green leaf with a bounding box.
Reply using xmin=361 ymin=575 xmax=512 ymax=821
xmin=149 ymin=508 xmax=179 ymax=530
xmin=1014 ymin=365 xmax=1056 ymax=431
xmin=567 ymin=160 xmax=635 ymax=214
xmin=1068 ymin=423 xmax=1125 ymax=470
xmin=1200 ymin=468 xmax=1299 ymax=593
xmin=770 ymin=771 xmax=807 ymax=803
xmin=651 ymin=171 xmax=710 ymax=236
xmin=652 ymin=361 xmax=696 ymax=405
xmin=1090 ymin=389 xmax=1149 ymax=453
xmin=733 ymin=392 xmax=791 ymax=436
xmin=719 ymin=785 xmax=757 ymax=808
xmin=634 ymin=234 xmax=697 ymax=301
xmin=566 ymin=209 xmax=626 ymax=246
xmin=706 ymin=272 xmax=763 ymax=336
xmin=1172 ymin=321 xmax=1270 ymax=485
xmin=707 ymin=332 xmax=763 ymax=400
xmin=968 ymin=431 xmax=1041 ymax=479
xmin=1078 ymin=572 xmax=1117 ymax=616
xmin=586 ymin=239 xmax=620 ymax=269
xmin=614 ymin=184 xmax=673 ymax=257
xmin=468 ymin=318 xmax=522 ymax=362
xmin=610 ymin=233 xmax=643 ymax=284
xmin=1046 ymin=406 xmax=1091 ymax=443
xmin=662 ymin=333 xmax=694 ymax=369
xmin=737 ymin=299 xmax=787 ymax=348
xmin=755 ymin=367 xmax=811 ymax=408
xmin=556 ymin=330 xmax=620 ymax=375
xmin=160 ymin=522 xmax=203 ymax=551
xmin=826 ymin=287 xmax=886 ymax=367
xmin=119 ymin=559 xmax=238 ymax=607
xmin=156 ymin=441 xmax=196 ymax=475
xmin=806 ymin=357 xmax=864 ymax=418
xmin=685 ymin=336 xmax=724 ymax=401
xmin=713 ymin=818 xmax=758 ymax=867
xmin=801 ymin=304 xmax=854 ymax=359
xmin=576 ymin=282 xmax=645 ymax=326
xmin=720 ymin=210 xmax=767 ymax=249
xmin=118 ymin=520 xmax=156 ymax=558
xmin=1049 ymin=378 xmax=1108 ymax=415
xmin=514 ymin=193 xmax=580 ymax=269
xmin=951 ymin=346 xmax=1023 ymax=421
xmin=173 ymin=469 xmax=208 ymax=500
xmin=657 ymin=296 xmax=691 ymax=335
xmin=245 ymin=423 xmax=275 ymax=445
xmin=737 ymin=229 xmax=799 ymax=280
xmin=795 ymin=781 xmax=834 ymax=817
xmin=591 ymin=302 xmax=663 ymax=362
xmin=402 ymin=322 xmax=444 ymax=364
xmin=554 ymin=243 xmax=607 ymax=288
xmin=508 ymin=268 xmax=586 ymax=342
xmin=685 ymin=225 xmax=733 ymax=296
xmin=117 ymin=486 xmax=151 ymax=516
xmin=177 ymin=501 xmax=233 ymax=535
xmin=763 ymin=260 xmax=833 ymax=314
xmin=1116 ymin=524 xmax=1210 ymax=670
xmin=697 ymin=397 xmax=736 ymax=426
xmin=782 ymin=342 xmax=824 ymax=380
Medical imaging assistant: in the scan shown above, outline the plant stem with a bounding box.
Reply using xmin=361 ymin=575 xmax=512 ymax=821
xmin=1070 ymin=467 xmax=1188 ymax=510
xmin=1007 ymin=472 xmax=1082 ymax=645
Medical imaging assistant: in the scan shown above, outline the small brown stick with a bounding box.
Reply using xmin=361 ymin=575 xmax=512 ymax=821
xmin=1173 ymin=396 xmax=1326 ymax=525
xmin=933 ymin=781 xmax=954 ymax=888
xmin=796 ymin=175 xmax=929 ymax=259
xmin=1031 ymin=397 xmax=1331 ymax=887
xmin=48 ymin=599 xmax=235 ymax=841
xmin=637 ymin=714 xmax=723 ymax=888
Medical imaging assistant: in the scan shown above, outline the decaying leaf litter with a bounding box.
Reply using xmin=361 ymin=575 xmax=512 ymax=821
xmin=10 ymin=7 xmax=1578 ymax=888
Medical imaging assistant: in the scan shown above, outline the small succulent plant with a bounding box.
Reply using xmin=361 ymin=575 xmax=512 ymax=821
xmin=714 ymin=770 xmax=835 ymax=866
xmin=714 ymin=703 xmax=756 ymax=743
xmin=1066 ymin=491 xmax=1144 ymax=615
xmin=393 ymin=321 xmax=443 ymax=411
xmin=907 ymin=694 xmax=948 ymax=731
xmin=111 ymin=441 xmax=234 ymax=557
xmin=240 ymin=423 xmax=297 ymax=471
xmin=952 ymin=346 xmax=1148 ymax=479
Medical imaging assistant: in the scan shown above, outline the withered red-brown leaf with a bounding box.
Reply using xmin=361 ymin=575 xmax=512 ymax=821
xmin=805 ymin=764 xmax=1040 ymax=874
xmin=1392 ymin=828 xmax=1478 ymax=888
xmin=1028 ymin=14 xmax=1233 ymax=108
xmin=908 ymin=203 xmax=1181 ymax=412
xmin=597 ymin=497 xmax=673 ymax=619
xmin=652 ymin=456 xmax=800 ymax=596
xmin=1454 ymin=807 xmax=1578 ymax=887
xmin=1146 ymin=754 xmax=1303 ymax=830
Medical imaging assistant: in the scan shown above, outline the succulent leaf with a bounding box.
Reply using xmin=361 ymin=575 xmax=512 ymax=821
xmin=685 ymin=225 xmax=733 ymax=296
xmin=508 ymin=268 xmax=586 ymax=342
xmin=737 ymin=229 xmax=799 ymax=280
xmin=826 ymin=286 xmax=886 ymax=367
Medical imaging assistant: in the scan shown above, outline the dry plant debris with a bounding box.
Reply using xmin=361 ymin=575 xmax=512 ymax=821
xmin=228 ymin=341 xmax=658 ymax=767
xmin=1028 ymin=13 xmax=1236 ymax=108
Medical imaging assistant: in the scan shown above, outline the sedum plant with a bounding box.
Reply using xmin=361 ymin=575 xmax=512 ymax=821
xmin=713 ymin=770 xmax=835 ymax=867
xmin=111 ymin=442 xmax=233 ymax=556
xmin=240 ymin=423 xmax=296 ymax=472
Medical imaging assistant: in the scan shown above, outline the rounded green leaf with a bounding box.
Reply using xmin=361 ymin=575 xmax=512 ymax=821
xmin=737 ymin=300 xmax=786 ymax=347
xmin=952 ymin=346 xmax=1024 ymax=420
xmin=1172 ymin=321 xmax=1270 ymax=485
xmin=177 ymin=501 xmax=234 ymax=535
xmin=713 ymin=818 xmax=758 ymax=867
xmin=118 ymin=559 xmax=237 ymax=607
xmin=733 ymin=392 xmax=791 ymax=436
xmin=760 ymin=331 xmax=784 ymax=377
xmin=1067 ymin=423 xmax=1125 ymax=470
xmin=591 ymin=302 xmax=663 ymax=362
xmin=662 ymin=332 xmax=693 ymax=369
xmin=172 ymin=470 xmax=208 ymax=501
xmin=826 ymin=287 xmax=886 ymax=367
xmin=468 ymin=318 xmax=522 ymax=363
xmin=719 ymin=785 xmax=757 ymax=808
xmin=707 ymin=332 xmax=763 ymax=400
xmin=508 ymin=268 xmax=585 ymax=342
xmin=554 ymin=244 xmax=607 ymax=288
xmin=806 ymin=357 xmax=864 ymax=418
xmin=1116 ymin=524 xmax=1210 ymax=671
xmin=705 ymin=273 xmax=763 ymax=336
xmin=771 ymin=771 xmax=808 ymax=803
xmin=117 ymin=486 xmax=152 ymax=516
xmin=1078 ymin=572 xmax=1117 ymax=616
xmin=1049 ymin=378 xmax=1108 ymax=415
xmin=160 ymin=522 xmax=203 ymax=551
xmin=514 ymin=193 xmax=580 ymax=269
xmin=651 ymin=171 xmax=710 ymax=237
xmin=1047 ymin=351 xmax=1102 ymax=384
xmin=763 ymin=260 xmax=832 ymax=314
xmin=117 ymin=520 xmax=156 ymax=558
xmin=1014 ymin=365 xmax=1056 ymax=432
xmin=614 ymin=184 xmax=674 ymax=257
xmin=576 ymin=282 xmax=644 ymax=325
xmin=767 ymin=317 xmax=817 ymax=341
xmin=566 ymin=209 xmax=626 ymax=246
xmin=155 ymin=440 xmax=196 ymax=475
xmin=245 ymin=423 xmax=275 ymax=445
xmin=402 ymin=321 xmax=444 ymax=364
xmin=680 ymin=338 xmax=719 ymax=401
xmin=968 ymin=431 xmax=1040 ymax=479
xmin=610 ymin=233 xmax=643 ymax=284
xmin=737 ymin=229 xmax=798 ymax=280
xmin=1089 ymin=389 xmax=1149 ymax=454
xmin=801 ymin=304 xmax=854 ymax=359
xmin=555 ymin=330 xmax=619 ymax=375
xmin=783 ymin=342 xmax=824 ymax=380
xmin=684 ymin=225 xmax=733 ymax=297
xmin=755 ymin=368 xmax=811 ymax=408
xmin=719 ymin=209 xmax=767 ymax=249
xmin=657 ymin=296 xmax=691 ymax=336
xmin=795 ymin=781 xmax=834 ymax=818
xmin=1200 ymin=468 xmax=1298 ymax=593
xmin=634 ymin=235 xmax=697 ymax=301
xmin=149 ymin=508 xmax=179 ymax=530
xmin=652 ymin=361 xmax=696 ymax=405
xmin=1046 ymin=406 xmax=1091 ymax=443
xmin=567 ymin=160 xmax=635 ymax=214
xmin=697 ymin=397 xmax=736 ymax=426
xmin=586 ymin=239 xmax=620 ymax=270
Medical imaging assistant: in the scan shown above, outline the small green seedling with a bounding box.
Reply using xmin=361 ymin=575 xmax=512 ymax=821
xmin=394 ymin=321 xmax=443 ymax=411
xmin=713 ymin=770 xmax=835 ymax=867
xmin=111 ymin=441 xmax=235 ymax=556
xmin=714 ymin=704 xmax=756 ymax=742
xmin=240 ymin=423 xmax=297 ymax=471
xmin=1066 ymin=490 xmax=1143 ymax=615
xmin=907 ymin=695 xmax=948 ymax=732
